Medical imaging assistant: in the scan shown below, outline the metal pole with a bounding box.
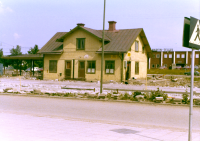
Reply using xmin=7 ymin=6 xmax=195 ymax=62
xmin=188 ymin=48 xmax=195 ymax=141
xmin=100 ymin=0 xmax=106 ymax=94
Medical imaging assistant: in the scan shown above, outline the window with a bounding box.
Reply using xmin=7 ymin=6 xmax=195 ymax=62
xmin=181 ymin=54 xmax=185 ymax=58
xmin=152 ymin=64 xmax=155 ymax=68
xmin=76 ymin=38 xmax=85 ymax=50
xmin=142 ymin=47 xmax=144 ymax=53
xmin=156 ymin=54 xmax=160 ymax=58
xmin=164 ymin=64 xmax=167 ymax=67
xmin=87 ymin=61 xmax=96 ymax=74
xmin=105 ymin=61 xmax=115 ymax=74
xmin=169 ymin=54 xmax=172 ymax=58
xmin=135 ymin=62 xmax=139 ymax=74
xmin=177 ymin=54 xmax=180 ymax=58
xmin=164 ymin=54 xmax=167 ymax=58
xmin=135 ymin=41 xmax=139 ymax=52
xmin=196 ymin=54 xmax=199 ymax=58
xmin=49 ymin=60 xmax=57 ymax=73
xmin=156 ymin=64 xmax=160 ymax=68
xmin=153 ymin=54 xmax=155 ymax=58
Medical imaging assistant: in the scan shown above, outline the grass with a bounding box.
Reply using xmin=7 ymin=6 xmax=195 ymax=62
xmin=147 ymin=69 xmax=192 ymax=75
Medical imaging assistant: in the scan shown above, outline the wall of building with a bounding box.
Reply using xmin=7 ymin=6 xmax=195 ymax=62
xmin=43 ymin=29 xmax=148 ymax=81
xmin=124 ymin=36 xmax=148 ymax=79
xmin=150 ymin=51 xmax=200 ymax=69
xmin=162 ymin=52 xmax=174 ymax=68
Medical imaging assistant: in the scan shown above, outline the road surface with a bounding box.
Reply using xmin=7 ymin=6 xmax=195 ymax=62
xmin=0 ymin=95 xmax=200 ymax=131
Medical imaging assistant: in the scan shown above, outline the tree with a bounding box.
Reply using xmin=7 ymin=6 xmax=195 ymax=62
xmin=26 ymin=44 xmax=43 ymax=68
xmin=0 ymin=48 xmax=3 ymax=64
xmin=28 ymin=45 xmax=39 ymax=54
xmin=10 ymin=45 xmax=22 ymax=55
xmin=9 ymin=45 xmax=22 ymax=69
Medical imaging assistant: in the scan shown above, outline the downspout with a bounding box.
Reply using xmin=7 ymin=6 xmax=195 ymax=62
xmin=73 ymin=59 xmax=75 ymax=79
xmin=43 ymin=54 xmax=45 ymax=80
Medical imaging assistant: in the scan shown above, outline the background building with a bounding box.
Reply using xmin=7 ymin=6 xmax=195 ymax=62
xmin=149 ymin=49 xmax=200 ymax=69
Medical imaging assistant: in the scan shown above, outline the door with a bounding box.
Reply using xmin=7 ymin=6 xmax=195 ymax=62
xmin=126 ymin=61 xmax=131 ymax=80
xmin=78 ymin=61 xmax=85 ymax=78
xmin=65 ymin=61 xmax=71 ymax=79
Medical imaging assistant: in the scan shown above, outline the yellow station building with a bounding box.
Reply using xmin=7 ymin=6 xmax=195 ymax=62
xmin=38 ymin=21 xmax=151 ymax=82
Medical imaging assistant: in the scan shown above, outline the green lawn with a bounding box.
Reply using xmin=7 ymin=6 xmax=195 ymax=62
xmin=147 ymin=69 xmax=190 ymax=75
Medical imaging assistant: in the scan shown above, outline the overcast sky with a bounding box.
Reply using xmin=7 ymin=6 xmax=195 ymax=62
xmin=0 ymin=0 xmax=200 ymax=55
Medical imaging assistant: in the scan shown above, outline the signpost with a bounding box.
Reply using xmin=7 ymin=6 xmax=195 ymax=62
xmin=183 ymin=16 xmax=200 ymax=141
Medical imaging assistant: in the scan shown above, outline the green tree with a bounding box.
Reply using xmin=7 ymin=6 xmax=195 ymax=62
xmin=26 ymin=44 xmax=43 ymax=68
xmin=0 ymin=48 xmax=3 ymax=63
xmin=9 ymin=45 xmax=22 ymax=69
xmin=10 ymin=45 xmax=22 ymax=55
xmin=28 ymin=45 xmax=39 ymax=54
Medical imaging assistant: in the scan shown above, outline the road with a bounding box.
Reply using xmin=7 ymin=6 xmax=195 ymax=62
xmin=0 ymin=95 xmax=200 ymax=131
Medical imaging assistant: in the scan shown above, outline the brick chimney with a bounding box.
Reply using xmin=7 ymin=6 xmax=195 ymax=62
xmin=77 ymin=23 xmax=85 ymax=27
xmin=108 ymin=21 xmax=117 ymax=31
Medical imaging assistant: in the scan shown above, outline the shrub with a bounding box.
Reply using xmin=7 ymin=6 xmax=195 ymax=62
xmin=106 ymin=93 xmax=112 ymax=99
xmin=144 ymin=92 xmax=150 ymax=101
xmin=149 ymin=88 xmax=167 ymax=102
xmin=120 ymin=93 xmax=130 ymax=100
xmin=182 ymin=94 xmax=189 ymax=104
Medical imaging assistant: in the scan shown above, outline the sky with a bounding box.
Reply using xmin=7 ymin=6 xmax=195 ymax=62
xmin=0 ymin=0 xmax=200 ymax=55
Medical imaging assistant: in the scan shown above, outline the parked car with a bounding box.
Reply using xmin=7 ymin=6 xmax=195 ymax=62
xmin=25 ymin=67 xmax=40 ymax=72
xmin=184 ymin=71 xmax=200 ymax=76
xmin=159 ymin=66 xmax=167 ymax=69
xmin=38 ymin=68 xmax=43 ymax=72
xmin=183 ymin=66 xmax=190 ymax=70
xmin=176 ymin=66 xmax=182 ymax=69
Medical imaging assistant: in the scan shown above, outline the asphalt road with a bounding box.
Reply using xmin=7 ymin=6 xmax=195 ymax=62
xmin=0 ymin=95 xmax=200 ymax=131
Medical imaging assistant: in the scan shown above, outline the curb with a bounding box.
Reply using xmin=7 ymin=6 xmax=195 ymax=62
xmin=1 ymin=93 xmax=200 ymax=107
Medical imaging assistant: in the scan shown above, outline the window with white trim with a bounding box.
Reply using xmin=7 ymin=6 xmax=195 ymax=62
xmin=105 ymin=60 xmax=115 ymax=74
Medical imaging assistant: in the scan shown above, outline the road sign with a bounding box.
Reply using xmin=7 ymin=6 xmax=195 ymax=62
xmin=182 ymin=16 xmax=200 ymax=141
xmin=183 ymin=16 xmax=200 ymax=49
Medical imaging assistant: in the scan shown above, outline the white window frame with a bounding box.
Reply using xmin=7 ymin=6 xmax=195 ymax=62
xmin=169 ymin=54 xmax=172 ymax=58
xmin=177 ymin=54 xmax=180 ymax=58
xmin=196 ymin=54 xmax=199 ymax=58
xmin=181 ymin=54 xmax=185 ymax=58
xmin=135 ymin=41 xmax=139 ymax=52
xmin=164 ymin=54 xmax=167 ymax=58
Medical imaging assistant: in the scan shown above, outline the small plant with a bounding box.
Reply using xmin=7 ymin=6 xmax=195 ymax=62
xmin=120 ymin=93 xmax=129 ymax=100
xmin=182 ymin=94 xmax=189 ymax=104
xmin=163 ymin=93 xmax=168 ymax=101
xmin=144 ymin=92 xmax=150 ymax=101
xmin=149 ymin=88 xmax=167 ymax=102
xmin=64 ymin=92 xmax=70 ymax=97
xmin=106 ymin=93 xmax=112 ymax=99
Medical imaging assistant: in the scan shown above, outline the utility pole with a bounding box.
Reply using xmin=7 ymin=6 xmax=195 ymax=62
xmin=100 ymin=0 xmax=106 ymax=93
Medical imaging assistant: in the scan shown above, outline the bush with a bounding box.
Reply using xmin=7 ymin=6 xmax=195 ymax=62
xmin=106 ymin=93 xmax=112 ymax=99
xmin=149 ymin=88 xmax=167 ymax=102
xmin=182 ymin=94 xmax=189 ymax=104
xmin=120 ymin=93 xmax=130 ymax=100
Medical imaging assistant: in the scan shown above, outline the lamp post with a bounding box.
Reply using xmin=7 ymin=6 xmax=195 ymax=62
xmin=100 ymin=0 xmax=106 ymax=94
